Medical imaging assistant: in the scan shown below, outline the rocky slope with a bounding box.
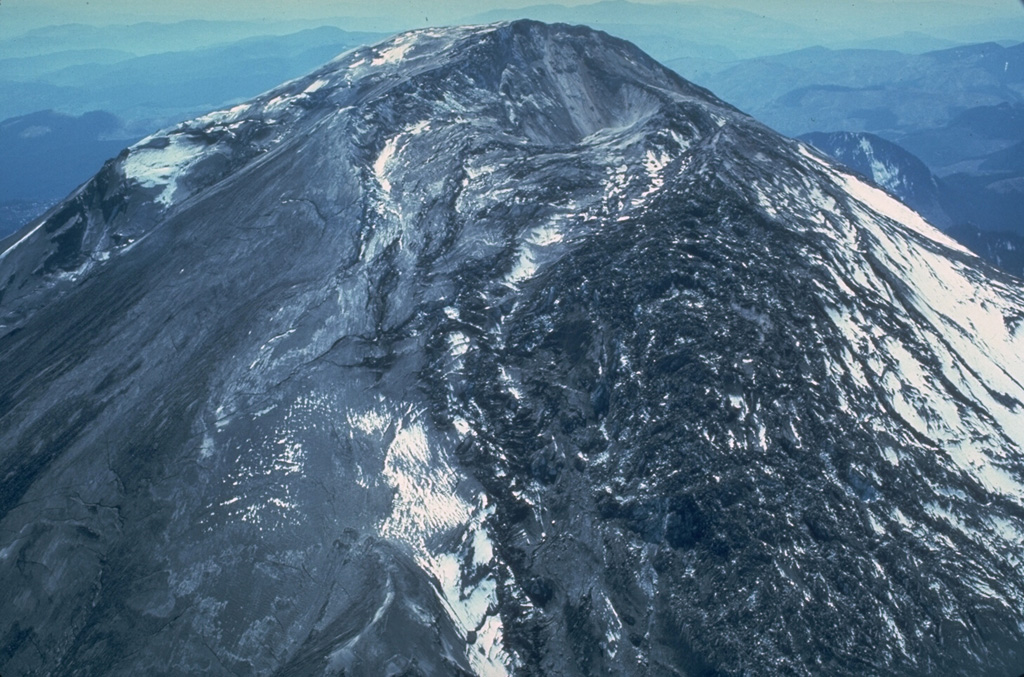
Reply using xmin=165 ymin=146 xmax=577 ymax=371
xmin=1 ymin=21 xmax=1023 ymax=677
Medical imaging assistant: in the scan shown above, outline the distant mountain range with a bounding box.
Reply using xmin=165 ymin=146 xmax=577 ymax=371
xmin=1 ymin=19 xmax=359 ymax=58
xmin=0 ymin=26 xmax=385 ymax=124
xmin=673 ymin=41 xmax=1024 ymax=140
xmin=470 ymin=0 xmax=1024 ymax=58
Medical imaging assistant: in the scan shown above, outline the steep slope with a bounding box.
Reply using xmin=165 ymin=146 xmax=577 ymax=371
xmin=799 ymin=130 xmax=949 ymax=227
xmin=798 ymin=131 xmax=1024 ymax=278
xmin=1 ymin=21 xmax=1023 ymax=677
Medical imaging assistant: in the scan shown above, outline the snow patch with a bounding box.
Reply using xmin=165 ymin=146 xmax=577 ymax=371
xmin=528 ymin=222 xmax=564 ymax=247
xmin=449 ymin=331 xmax=472 ymax=358
xmin=123 ymin=134 xmax=208 ymax=206
xmin=374 ymin=412 xmax=511 ymax=676
xmin=194 ymin=103 xmax=251 ymax=126
xmin=407 ymin=120 xmax=430 ymax=135
xmin=644 ymin=148 xmax=671 ymax=176
xmin=199 ymin=434 xmax=216 ymax=460
xmin=504 ymin=219 xmax=571 ymax=286
xmin=372 ymin=36 xmax=416 ymax=66
xmin=272 ymin=436 xmax=304 ymax=475
xmin=303 ymin=78 xmax=329 ymax=94
xmin=506 ymin=248 xmax=538 ymax=285
xmin=348 ymin=408 xmax=389 ymax=436
xmin=264 ymin=95 xmax=291 ymax=112
xmin=381 ymin=419 xmax=469 ymax=539
xmin=374 ymin=135 xmax=400 ymax=194
xmin=373 ymin=122 xmax=430 ymax=195
xmin=453 ymin=416 xmax=471 ymax=436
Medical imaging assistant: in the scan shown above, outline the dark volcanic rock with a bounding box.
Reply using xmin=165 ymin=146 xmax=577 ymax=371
xmin=1 ymin=21 xmax=1024 ymax=677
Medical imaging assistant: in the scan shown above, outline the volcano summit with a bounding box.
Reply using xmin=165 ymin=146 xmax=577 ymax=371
xmin=1 ymin=20 xmax=1023 ymax=677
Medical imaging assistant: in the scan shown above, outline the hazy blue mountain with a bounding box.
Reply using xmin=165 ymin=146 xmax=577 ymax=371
xmin=1 ymin=19 xmax=333 ymax=58
xmin=981 ymin=138 xmax=1024 ymax=172
xmin=894 ymin=102 xmax=1024 ymax=237
xmin=0 ymin=110 xmax=133 ymax=201
xmin=0 ymin=79 xmax=83 ymax=123
xmin=0 ymin=48 xmax=136 ymax=80
xmin=899 ymin=101 xmax=1024 ymax=171
xmin=2 ymin=21 xmax=1023 ymax=677
xmin=0 ymin=26 xmax=385 ymax=123
xmin=469 ymin=1 xmax=816 ymax=60
xmin=673 ymin=41 xmax=1024 ymax=139
xmin=946 ymin=224 xmax=1024 ymax=279
xmin=690 ymin=0 xmax=1024 ymax=48
xmin=836 ymin=32 xmax=962 ymax=54
xmin=0 ymin=110 xmax=138 ymax=238
xmin=942 ymin=171 xmax=1024 ymax=237
xmin=471 ymin=0 xmax=1024 ymax=59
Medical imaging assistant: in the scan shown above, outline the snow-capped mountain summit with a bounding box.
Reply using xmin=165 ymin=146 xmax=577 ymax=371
xmin=2 ymin=21 xmax=1023 ymax=676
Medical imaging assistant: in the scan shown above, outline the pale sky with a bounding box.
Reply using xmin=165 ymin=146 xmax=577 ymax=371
xmin=4 ymin=0 xmax=1020 ymax=23
xmin=2 ymin=0 xmax=1022 ymax=43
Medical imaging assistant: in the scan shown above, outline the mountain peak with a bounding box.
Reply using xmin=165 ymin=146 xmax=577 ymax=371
xmin=2 ymin=21 xmax=1024 ymax=677
xmin=0 ymin=18 xmax=732 ymax=296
